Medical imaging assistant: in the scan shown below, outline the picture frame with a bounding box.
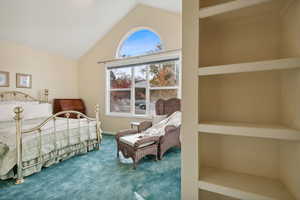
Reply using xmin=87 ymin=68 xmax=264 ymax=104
xmin=0 ymin=71 xmax=9 ymax=87
xmin=16 ymin=73 xmax=32 ymax=89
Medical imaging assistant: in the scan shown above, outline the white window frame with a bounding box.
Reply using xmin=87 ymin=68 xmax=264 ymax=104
xmin=105 ymin=50 xmax=181 ymax=118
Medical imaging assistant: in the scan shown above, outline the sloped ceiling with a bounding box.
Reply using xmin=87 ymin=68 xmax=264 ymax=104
xmin=0 ymin=0 xmax=181 ymax=60
xmin=138 ymin=0 xmax=181 ymax=13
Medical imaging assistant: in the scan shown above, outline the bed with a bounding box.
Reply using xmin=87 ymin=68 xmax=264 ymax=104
xmin=0 ymin=90 xmax=102 ymax=184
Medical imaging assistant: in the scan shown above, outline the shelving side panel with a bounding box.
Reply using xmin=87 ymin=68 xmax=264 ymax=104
xmin=182 ymin=0 xmax=199 ymax=199
xmin=279 ymin=2 xmax=300 ymax=198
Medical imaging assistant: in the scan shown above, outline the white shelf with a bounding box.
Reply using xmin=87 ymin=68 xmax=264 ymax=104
xmin=199 ymin=167 xmax=295 ymax=200
xmin=198 ymin=121 xmax=300 ymax=141
xmin=199 ymin=0 xmax=272 ymax=19
xmin=198 ymin=58 xmax=300 ymax=76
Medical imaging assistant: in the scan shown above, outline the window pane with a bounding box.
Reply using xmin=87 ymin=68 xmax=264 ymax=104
xmin=135 ymin=88 xmax=146 ymax=115
xmin=150 ymin=89 xmax=178 ymax=114
xmin=134 ymin=65 xmax=147 ymax=85
xmin=149 ymin=61 xmax=178 ymax=87
xmin=118 ymin=29 xmax=162 ymax=58
xmin=110 ymin=67 xmax=132 ymax=89
xmin=110 ymin=91 xmax=131 ymax=113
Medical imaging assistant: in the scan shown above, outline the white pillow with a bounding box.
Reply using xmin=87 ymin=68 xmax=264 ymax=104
xmin=0 ymin=104 xmax=17 ymax=121
xmin=152 ymin=114 xmax=167 ymax=125
xmin=23 ymin=103 xmax=52 ymax=120
xmin=0 ymin=103 xmax=52 ymax=122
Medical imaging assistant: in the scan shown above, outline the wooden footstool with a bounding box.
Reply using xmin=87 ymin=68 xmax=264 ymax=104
xmin=116 ymin=133 xmax=159 ymax=169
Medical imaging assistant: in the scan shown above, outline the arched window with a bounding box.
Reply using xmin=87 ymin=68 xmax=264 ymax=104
xmin=106 ymin=28 xmax=180 ymax=117
xmin=117 ymin=29 xmax=163 ymax=58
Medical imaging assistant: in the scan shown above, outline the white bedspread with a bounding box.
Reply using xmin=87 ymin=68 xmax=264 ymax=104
xmin=0 ymin=117 xmax=98 ymax=177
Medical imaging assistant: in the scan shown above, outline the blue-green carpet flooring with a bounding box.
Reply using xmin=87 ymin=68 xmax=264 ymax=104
xmin=0 ymin=135 xmax=181 ymax=200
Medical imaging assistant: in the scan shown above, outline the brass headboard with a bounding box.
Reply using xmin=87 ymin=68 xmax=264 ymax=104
xmin=0 ymin=90 xmax=49 ymax=103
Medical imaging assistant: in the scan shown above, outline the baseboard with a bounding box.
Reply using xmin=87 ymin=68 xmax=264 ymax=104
xmin=102 ymin=131 xmax=116 ymax=135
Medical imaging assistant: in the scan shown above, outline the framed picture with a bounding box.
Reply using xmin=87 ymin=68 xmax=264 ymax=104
xmin=16 ymin=73 xmax=32 ymax=89
xmin=0 ymin=71 xmax=9 ymax=87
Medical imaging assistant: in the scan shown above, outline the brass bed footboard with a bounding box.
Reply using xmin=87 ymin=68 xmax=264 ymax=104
xmin=14 ymin=105 xmax=102 ymax=184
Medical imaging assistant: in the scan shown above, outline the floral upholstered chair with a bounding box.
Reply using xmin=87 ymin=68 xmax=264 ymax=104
xmin=115 ymin=98 xmax=181 ymax=168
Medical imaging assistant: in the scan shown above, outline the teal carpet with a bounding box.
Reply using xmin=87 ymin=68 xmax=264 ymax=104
xmin=0 ymin=135 xmax=181 ymax=200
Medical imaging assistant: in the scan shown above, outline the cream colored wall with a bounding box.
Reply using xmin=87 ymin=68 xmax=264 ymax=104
xmin=279 ymin=1 xmax=300 ymax=199
xmin=0 ymin=41 xmax=79 ymax=100
xmin=78 ymin=4 xmax=181 ymax=133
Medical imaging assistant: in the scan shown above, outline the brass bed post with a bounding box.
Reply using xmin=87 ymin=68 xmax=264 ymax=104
xmin=95 ymin=104 xmax=101 ymax=149
xmin=14 ymin=107 xmax=24 ymax=184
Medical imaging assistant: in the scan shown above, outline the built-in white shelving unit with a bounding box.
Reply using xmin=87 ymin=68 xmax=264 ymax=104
xmin=198 ymin=121 xmax=300 ymax=141
xmin=182 ymin=0 xmax=300 ymax=199
xmin=199 ymin=167 xmax=295 ymax=200
xmin=198 ymin=58 xmax=300 ymax=76
xmin=198 ymin=0 xmax=272 ymax=19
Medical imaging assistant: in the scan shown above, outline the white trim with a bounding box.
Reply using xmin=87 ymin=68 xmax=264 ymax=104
xmin=106 ymin=112 xmax=152 ymax=119
xmin=115 ymin=26 xmax=165 ymax=59
xmin=149 ymin=86 xmax=179 ymax=90
xmin=131 ymin=67 xmax=135 ymax=115
xmin=109 ymin=88 xmax=131 ymax=91
xmin=146 ymin=65 xmax=150 ymax=115
xmin=178 ymin=52 xmax=182 ymax=98
xmin=102 ymin=131 xmax=116 ymax=135
xmin=107 ymin=50 xmax=181 ymax=69
xmin=105 ymin=69 xmax=110 ymax=116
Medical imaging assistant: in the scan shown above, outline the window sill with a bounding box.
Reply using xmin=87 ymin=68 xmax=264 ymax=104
xmin=106 ymin=113 xmax=152 ymax=119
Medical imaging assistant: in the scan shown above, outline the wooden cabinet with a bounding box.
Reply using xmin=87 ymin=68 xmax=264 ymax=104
xmin=53 ymin=99 xmax=86 ymax=118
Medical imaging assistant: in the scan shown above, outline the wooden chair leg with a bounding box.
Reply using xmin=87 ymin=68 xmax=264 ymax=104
xmin=159 ymin=151 xmax=163 ymax=160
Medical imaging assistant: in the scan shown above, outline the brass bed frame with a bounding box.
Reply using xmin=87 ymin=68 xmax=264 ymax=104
xmin=0 ymin=90 xmax=102 ymax=184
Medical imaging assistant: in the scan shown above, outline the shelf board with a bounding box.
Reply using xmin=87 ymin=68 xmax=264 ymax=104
xmin=199 ymin=167 xmax=295 ymax=200
xmin=198 ymin=121 xmax=300 ymax=141
xmin=199 ymin=0 xmax=272 ymax=19
xmin=198 ymin=58 xmax=300 ymax=76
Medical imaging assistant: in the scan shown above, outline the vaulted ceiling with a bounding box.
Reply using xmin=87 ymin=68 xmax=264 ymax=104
xmin=0 ymin=0 xmax=181 ymax=59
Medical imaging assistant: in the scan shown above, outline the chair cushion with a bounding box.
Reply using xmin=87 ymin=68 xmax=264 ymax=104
xmin=120 ymin=134 xmax=154 ymax=148
xmin=152 ymin=114 xmax=167 ymax=125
